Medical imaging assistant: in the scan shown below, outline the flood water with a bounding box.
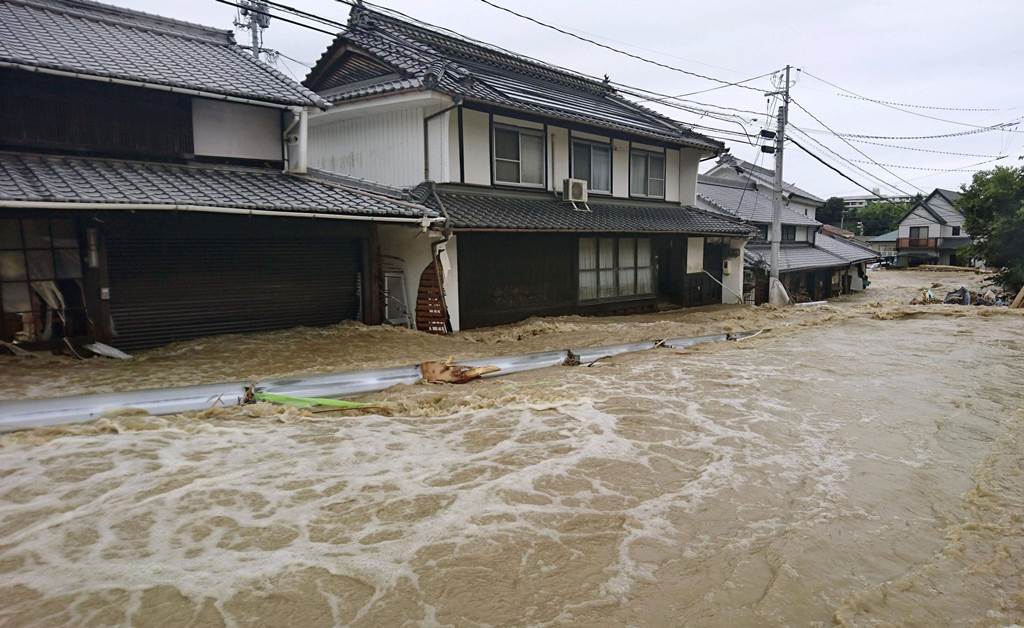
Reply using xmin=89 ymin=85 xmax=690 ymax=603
xmin=1 ymin=271 xmax=1023 ymax=626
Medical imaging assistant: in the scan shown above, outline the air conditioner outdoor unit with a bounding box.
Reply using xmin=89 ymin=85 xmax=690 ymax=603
xmin=562 ymin=178 xmax=589 ymax=211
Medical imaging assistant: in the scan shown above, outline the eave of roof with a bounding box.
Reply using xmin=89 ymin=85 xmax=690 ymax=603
xmin=417 ymin=184 xmax=756 ymax=236
xmin=0 ymin=152 xmax=435 ymax=220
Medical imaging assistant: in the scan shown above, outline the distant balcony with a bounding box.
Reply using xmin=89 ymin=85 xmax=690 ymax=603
xmin=898 ymin=237 xmax=937 ymax=249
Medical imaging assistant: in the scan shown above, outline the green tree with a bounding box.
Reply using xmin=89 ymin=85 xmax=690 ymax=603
xmin=816 ymin=197 xmax=846 ymax=226
xmin=854 ymin=201 xmax=908 ymax=236
xmin=958 ymin=165 xmax=1024 ymax=292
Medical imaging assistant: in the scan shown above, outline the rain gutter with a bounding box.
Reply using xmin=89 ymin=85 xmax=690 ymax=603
xmin=0 ymin=201 xmax=445 ymax=225
xmin=0 ymin=330 xmax=761 ymax=433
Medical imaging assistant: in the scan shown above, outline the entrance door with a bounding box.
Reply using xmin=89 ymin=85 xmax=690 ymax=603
xmin=702 ymin=241 xmax=724 ymax=304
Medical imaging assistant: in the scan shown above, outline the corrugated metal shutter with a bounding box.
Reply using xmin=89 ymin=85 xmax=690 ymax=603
xmin=106 ymin=232 xmax=361 ymax=350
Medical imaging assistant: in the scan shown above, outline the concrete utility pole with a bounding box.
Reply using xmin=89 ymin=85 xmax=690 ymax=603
xmin=768 ymin=65 xmax=791 ymax=305
xmin=234 ymin=1 xmax=270 ymax=60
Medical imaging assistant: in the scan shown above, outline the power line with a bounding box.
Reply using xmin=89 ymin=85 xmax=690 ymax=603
xmin=787 ymin=137 xmax=918 ymax=212
xmin=789 ymin=97 xmax=924 ymax=193
xmin=628 ymin=71 xmax=778 ymax=106
xmin=803 ymin=70 xmax=1023 ymax=130
xmin=260 ymin=0 xmax=347 ymax=29
xmin=843 ymin=155 xmax=1008 ymax=173
xmin=473 ymin=0 xmax=769 ymax=93
xmin=796 ymin=121 xmax=1024 ymax=141
xmin=213 ymin=0 xmax=336 ymax=36
xmin=833 ymin=92 xmax=1009 ymax=112
xmin=831 ymin=138 xmax=1007 ymax=159
xmin=788 ymin=124 xmax=912 ymax=196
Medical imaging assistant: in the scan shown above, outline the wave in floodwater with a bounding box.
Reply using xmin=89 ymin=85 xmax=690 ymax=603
xmin=1 ymin=312 xmax=1023 ymax=626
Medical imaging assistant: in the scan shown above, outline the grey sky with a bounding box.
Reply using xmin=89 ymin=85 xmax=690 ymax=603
xmin=114 ymin=0 xmax=1024 ymax=199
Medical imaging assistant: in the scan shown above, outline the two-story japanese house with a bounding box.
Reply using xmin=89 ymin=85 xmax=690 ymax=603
xmin=0 ymin=0 xmax=438 ymax=350
xmin=302 ymin=7 xmax=756 ymax=332
xmin=697 ymin=175 xmax=878 ymax=303
xmin=894 ymin=189 xmax=972 ymax=267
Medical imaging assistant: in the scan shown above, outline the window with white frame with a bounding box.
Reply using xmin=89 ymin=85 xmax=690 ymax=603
xmin=578 ymin=236 xmax=653 ymax=302
xmin=571 ymin=139 xmax=611 ymax=193
xmin=629 ymin=149 xmax=665 ymax=198
xmin=493 ymin=124 xmax=544 ymax=186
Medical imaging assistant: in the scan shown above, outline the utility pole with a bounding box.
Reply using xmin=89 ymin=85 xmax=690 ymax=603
xmin=234 ymin=1 xmax=270 ymax=60
xmin=768 ymin=65 xmax=791 ymax=305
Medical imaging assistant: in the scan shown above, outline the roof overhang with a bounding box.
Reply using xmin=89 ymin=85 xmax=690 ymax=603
xmin=310 ymin=90 xmax=453 ymax=124
xmin=0 ymin=200 xmax=443 ymax=225
xmin=0 ymin=61 xmax=311 ymax=111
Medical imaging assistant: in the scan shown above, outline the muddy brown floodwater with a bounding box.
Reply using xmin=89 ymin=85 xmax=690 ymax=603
xmin=1 ymin=269 xmax=1023 ymax=626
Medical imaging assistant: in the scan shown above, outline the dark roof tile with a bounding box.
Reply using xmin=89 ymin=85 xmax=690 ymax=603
xmin=0 ymin=152 xmax=435 ymax=219
xmin=421 ymin=185 xmax=756 ymax=235
xmin=307 ymin=8 xmax=721 ymax=151
xmin=0 ymin=0 xmax=328 ymax=108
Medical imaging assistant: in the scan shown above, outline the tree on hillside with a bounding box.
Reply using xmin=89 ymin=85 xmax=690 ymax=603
xmin=855 ymin=201 xmax=908 ymax=236
xmin=816 ymin=197 xmax=845 ymax=226
xmin=958 ymin=165 xmax=1024 ymax=292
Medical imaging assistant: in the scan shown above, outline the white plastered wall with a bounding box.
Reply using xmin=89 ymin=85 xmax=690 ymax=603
xmin=612 ymin=139 xmax=629 ymax=198
xmin=192 ymin=98 xmax=281 ymax=161
xmin=462 ymin=108 xmax=490 ymax=186
xmin=678 ymin=149 xmax=701 ymax=206
xmin=665 ymin=149 xmax=680 ymax=203
xmin=722 ymin=238 xmax=746 ymax=304
xmin=550 ymin=126 xmax=570 ymax=191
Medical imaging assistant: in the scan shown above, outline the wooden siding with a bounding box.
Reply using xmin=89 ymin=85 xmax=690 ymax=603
xmin=0 ymin=69 xmax=193 ymax=159
xmin=308 ymin=106 xmax=424 ymax=187
xmin=457 ymin=232 xmax=716 ymax=329
xmin=100 ymin=213 xmax=369 ymax=349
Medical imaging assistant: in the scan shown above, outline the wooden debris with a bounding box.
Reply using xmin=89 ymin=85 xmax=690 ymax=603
xmin=1011 ymin=285 xmax=1024 ymax=309
xmin=420 ymin=358 xmax=499 ymax=384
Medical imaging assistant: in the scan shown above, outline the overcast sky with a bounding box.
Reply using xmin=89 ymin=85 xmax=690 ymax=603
xmin=116 ymin=0 xmax=1024 ymax=199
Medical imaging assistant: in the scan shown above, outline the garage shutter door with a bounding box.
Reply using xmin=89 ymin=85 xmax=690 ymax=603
xmin=106 ymin=232 xmax=361 ymax=350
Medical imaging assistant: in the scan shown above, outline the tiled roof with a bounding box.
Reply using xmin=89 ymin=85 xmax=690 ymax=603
xmin=696 ymin=176 xmax=820 ymax=226
xmin=925 ymin=189 xmax=964 ymax=224
xmin=710 ymin=155 xmax=825 ymax=203
xmin=867 ymin=229 xmax=899 ymax=242
xmin=0 ymin=152 xmax=435 ymax=219
xmin=0 ymin=0 xmax=328 ymax=108
xmin=416 ymin=185 xmax=756 ymax=236
xmin=745 ymin=242 xmax=848 ymax=273
xmin=306 ymin=8 xmax=721 ymax=152
xmin=815 ymin=233 xmax=879 ymax=264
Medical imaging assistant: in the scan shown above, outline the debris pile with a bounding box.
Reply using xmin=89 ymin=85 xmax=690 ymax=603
xmin=942 ymin=287 xmax=1004 ymax=306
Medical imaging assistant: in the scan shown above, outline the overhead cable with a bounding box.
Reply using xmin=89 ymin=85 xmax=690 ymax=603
xmin=789 ymin=97 xmax=924 ymax=193
xmin=473 ymin=0 xmax=769 ymax=93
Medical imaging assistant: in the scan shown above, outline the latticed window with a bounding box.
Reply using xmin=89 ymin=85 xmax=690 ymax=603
xmin=578 ymin=236 xmax=653 ymax=302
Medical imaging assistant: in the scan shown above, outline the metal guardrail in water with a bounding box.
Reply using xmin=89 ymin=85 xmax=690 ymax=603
xmin=0 ymin=330 xmax=763 ymax=433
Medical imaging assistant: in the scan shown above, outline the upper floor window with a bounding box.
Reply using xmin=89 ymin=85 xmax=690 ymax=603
xmin=630 ymin=149 xmax=665 ymax=198
xmin=781 ymin=225 xmax=797 ymax=242
xmin=493 ymin=124 xmax=544 ymax=187
xmin=910 ymin=226 xmax=928 ymax=240
xmin=571 ymin=139 xmax=611 ymax=194
xmin=952 ymin=226 xmax=961 ymax=236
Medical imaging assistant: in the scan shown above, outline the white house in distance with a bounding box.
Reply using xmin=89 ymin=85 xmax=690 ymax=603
xmin=703 ymin=154 xmax=824 ymax=220
xmin=894 ymin=189 xmax=972 ymax=266
xmin=301 ymin=6 xmax=756 ymax=332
